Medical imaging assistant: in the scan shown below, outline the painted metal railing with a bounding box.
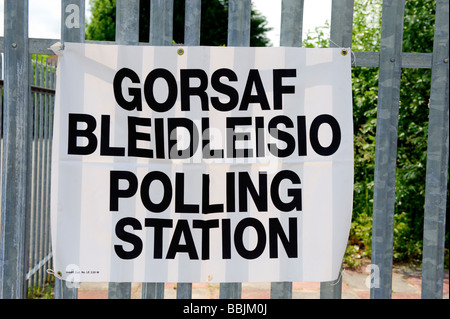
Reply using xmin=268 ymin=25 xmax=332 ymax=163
xmin=0 ymin=53 xmax=56 ymax=296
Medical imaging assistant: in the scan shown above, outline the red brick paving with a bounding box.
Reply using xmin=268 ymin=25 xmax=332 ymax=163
xmin=76 ymin=269 xmax=449 ymax=299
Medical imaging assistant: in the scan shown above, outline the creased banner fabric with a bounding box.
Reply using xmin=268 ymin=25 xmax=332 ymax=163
xmin=51 ymin=43 xmax=354 ymax=283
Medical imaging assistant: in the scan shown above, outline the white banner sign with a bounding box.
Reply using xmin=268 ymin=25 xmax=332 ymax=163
xmin=51 ymin=43 xmax=353 ymax=283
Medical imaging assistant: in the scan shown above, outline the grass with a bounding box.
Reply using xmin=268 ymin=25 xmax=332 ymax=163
xmin=27 ymin=276 xmax=55 ymax=299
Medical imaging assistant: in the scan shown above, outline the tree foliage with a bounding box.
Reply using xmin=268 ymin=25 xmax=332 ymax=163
xmin=86 ymin=0 xmax=272 ymax=46
xmin=85 ymin=0 xmax=116 ymax=41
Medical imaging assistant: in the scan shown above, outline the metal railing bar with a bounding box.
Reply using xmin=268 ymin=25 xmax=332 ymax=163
xmin=370 ymin=0 xmax=406 ymax=299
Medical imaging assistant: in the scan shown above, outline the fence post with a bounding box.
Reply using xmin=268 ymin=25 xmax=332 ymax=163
xmin=0 ymin=0 xmax=31 ymax=299
xmin=270 ymin=0 xmax=305 ymax=299
xmin=370 ymin=0 xmax=405 ymax=299
xmin=175 ymin=0 xmax=202 ymax=298
xmin=54 ymin=0 xmax=85 ymax=299
xmin=319 ymin=0 xmax=354 ymax=300
xmin=105 ymin=0 xmax=140 ymax=300
xmin=219 ymin=0 xmax=251 ymax=299
xmin=116 ymin=0 xmax=140 ymax=45
xmin=421 ymin=0 xmax=449 ymax=299
xmin=184 ymin=0 xmax=201 ymax=46
xmin=141 ymin=0 xmax=175 ymax=299
xmin=61 ymin=0 xmax=85 ymax=44
xmin=150 ymin=0 xmax=174 ymax=46
xmin=227 ymin=0 xmax=251 ymax=47
xmin=280 ymin=0 xmax=304 ymax=47
xmin=320 ymin=268 xmax=342 ymax=299
xmin=271 ymin=282 xmax=292 ymax=299
xmin=142 ymin=283 xmax=164 ymax=299
xmin=30 ymin=55 xmax=41 ymax=290
xmin=329 ymin=0 xmax=354 ymax=48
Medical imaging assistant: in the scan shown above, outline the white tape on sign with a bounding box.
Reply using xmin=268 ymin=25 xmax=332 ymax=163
xmin=51 ymin=43 xmax=353 ymax=283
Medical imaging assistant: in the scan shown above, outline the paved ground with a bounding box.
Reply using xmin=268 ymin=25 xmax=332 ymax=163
xmin=76 ymin=267 xmax=449 ymax=299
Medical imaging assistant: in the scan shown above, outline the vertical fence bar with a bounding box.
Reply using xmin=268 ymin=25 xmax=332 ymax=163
xmin=29 ymin=56 xmax=40 ymax=289
xmin=35 ymin=57 xmax=42 ymax=288
xmin=370 ymin=0 xmax=405 ymax=299
xmin=280 ymin=0 xmax=304 ymax=47
xmin=0 ymin=53 xmax=3 ymax=217
xmin=421 ymin=0 xmax=449 ymax=299
xmin=142 ymin=283 xmax=164 ymax=299
xmin=24 ymin=53 xmax=33 ymax=292
xmin=45 ymin=58 xmax=56 ymax=277
xmin=142 ymin=0 xmax=175 ymax=300
xmin=329 ymin=0 xmax=354 ymax=48
xmin=219 ymin=0 xmax=251 ymax=300
xmin=108 ymin=283 xmax=131 ymax=299
xmin=319 ymin=0 xmax=354 ymax=300
xmin=177 ymin=283 xmax=192 ymax=299
xmin=61 ymin=0 xmax=85 ymax=44
xmin=271 ymin=282 xmax=292 ymax=299
xmin=41 ymin=59 xmax=51 ymax=287
xmin=320 ymin=268 xmax=342 ymax=299
xmin=30 ymin=56 xmax=41 ymax=289
xmin=37 ymin=56 xmax=46 ymax=288
xmin=0 ymin=53 xmax=2 ymax=186
xmin=173 ymin=0 xmax=203 ymax=299
xmin=55 ymin=0 xmax=85 ymax=299
xmin=184 ymin=0 xmax=201 ymax=46
xmin=227 ymin=0 xmax=251 ymax=47
xmin=30 ymin=55 xmax=40 ymax=286
xmin=150 ymin=0 xmax=174 ymax=46
xmin=116 ymin=0 xmax=140 ymax=45
xmin=0 ymin=0 xmax=31 ymax=299
xmin=177 ymin=0 xmax=202 ymax=297
xmin=46 ymin=59 xmax=55 ymax=281
xmin=270 ymin=0 xmax=304 ymax=299
xmin=143 ymin=0 xmax=174 ymax=300
xmin=107 ymin=0 xmax=140 ymax=299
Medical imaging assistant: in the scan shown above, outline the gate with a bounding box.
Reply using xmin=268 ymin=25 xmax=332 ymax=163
xmin=0 ymin=0 xmax=448 ymax=299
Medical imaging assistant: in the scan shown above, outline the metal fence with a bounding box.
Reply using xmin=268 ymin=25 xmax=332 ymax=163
xmin=0 ymin=53 xmax=56 ymax=297
xmin=0 ymin=0 xmax=448 ymax=299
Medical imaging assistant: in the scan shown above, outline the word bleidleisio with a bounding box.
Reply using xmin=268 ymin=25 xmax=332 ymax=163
xmin=67 ymin=113 xmax=341 ymax=159
xmin=67 ymin=64 xmax=341 ymax=160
